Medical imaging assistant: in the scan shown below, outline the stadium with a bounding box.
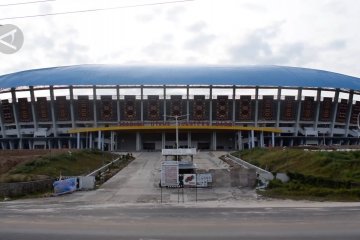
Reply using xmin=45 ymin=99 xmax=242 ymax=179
xmin=0 ymin=65 xmax=359 ymax=151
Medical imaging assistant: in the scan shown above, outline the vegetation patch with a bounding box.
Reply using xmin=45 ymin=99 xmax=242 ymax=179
xmin=0 ymin=149 xmax=118 ymax=183
xmin=232 ymin=148 xmax=360 ymax=201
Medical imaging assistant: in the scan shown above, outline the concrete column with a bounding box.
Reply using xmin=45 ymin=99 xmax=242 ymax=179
xmin=276 ymin=87 xmax=281 ymax=128
xmin=140 ymin=86 xmax=144 ymax=122
xmin=11 ymin=88 xmax=20 ymax=139
xmin=9 ymin=141 xmax=14 ymax=150
xmin=345 ymin=90 xmax=354 ymax=137
xmin=187 ymin=131 xmax=191 ymax=148
xmin=237 ymin=131 xmax=243 ymax=150
xmin=0 ymin=100 xmax=6 ymax=139
xmin=57 ymin=139 xmax=61 ymax=149
xmin=102 ymin=133 xmax=105 ymax=151
xmin=314 ymin=88 xmax=321 ymax=129
xmin=209 ymin=86 xmax=213 ymax=125
xmin=97 ymin=130 xmax=101 ymax=150
xmin=49 ymin=86 xmax=58 ymax=137
xmin=114 ymin=132 xmax=118 ymax=151
xmin=18 ymin=138 xmax=23 ymax=149
xmin=77 ymin=132 xmax=80 ymax=149
xmin=163 ymin=86 xmax=167 ymax=122
xmin=136 ymin=132 xmax=141 ymax=151
xmin=251 ymin=130 xmax=255 ymax=148
xmin=232 ymin=85 xmax=236 ymax=123
xmin=260 ymin=131 xmax=264 ymax=148
xmin=93 ymin=86 xmax=97 ymax=127
xmin=110 ymin=131 xmax=114 ymax=151
xmin=272 ymin=132 xmax=275 ymax=147
xmin=69 ymin=86 xmax=76 ymax=128
xmin=162 ymin=132 xmax=166 ymax=149
xmin=116 ymin=85 xmax=120 ymax=122
xmin=330 ymin=89 xmax=340 ymax=138
xmin=68 ymin=139 xmax=72 ymax=149
xmin=254 ymin=87 xmax=259 ymax=127
xmin=294 ymin=88 xmax=302 ymax=137
xmin=89 ymin=132 xmax=93 ymax=149
xmin=212 ymin=131 xmax=217 ymax=150
xmin=29 ymin=86 xmax=37 ymax=130
xmin=186 ymin=85 xmax=190 ymax=121
xmin=85 ymin=132 xmax=88 ymax=149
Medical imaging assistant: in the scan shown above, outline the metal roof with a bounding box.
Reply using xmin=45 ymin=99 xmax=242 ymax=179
xmin=0 ymin=65 xmax=359 ymax=90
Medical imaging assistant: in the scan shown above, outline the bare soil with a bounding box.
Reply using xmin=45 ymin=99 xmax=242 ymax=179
xmin=0 ymin=149 xmax=69 ymax=174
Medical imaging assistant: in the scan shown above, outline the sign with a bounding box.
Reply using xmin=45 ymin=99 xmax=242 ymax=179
xmin=162 ymin=148 xmax=197 ymax=156
xmin=161 ymin=161 xmax=179 ymax=187
xmin=197 ymin=173 xmax=213 ymax=187
xmin=183 ymin=174 xmax=196 ymax=186
xmin=53 ymin=178 xmax=77 ymax=195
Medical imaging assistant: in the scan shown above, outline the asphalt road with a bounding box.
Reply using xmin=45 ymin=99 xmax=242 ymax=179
xmin=0 ymin=200 xmax=360 ymax=240
xmin=1 ymin=152 xmax=360 ymax=239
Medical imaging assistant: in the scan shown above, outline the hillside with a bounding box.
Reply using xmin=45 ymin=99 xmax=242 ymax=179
xmin=232 ymin=148 xmax=360 ymax=201
xmin=0 ymin=150 xmax=117 ymax=183
xmin=233 ymin=148 xmax=360 ymax=182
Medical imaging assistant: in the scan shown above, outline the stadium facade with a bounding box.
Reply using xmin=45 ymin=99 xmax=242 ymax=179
xmin=0 ymin=65 xmax=359 ymax=151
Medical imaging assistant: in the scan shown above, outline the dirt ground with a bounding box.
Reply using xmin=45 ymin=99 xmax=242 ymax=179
xmin=0 ymin=149 xmax=69 ymax=174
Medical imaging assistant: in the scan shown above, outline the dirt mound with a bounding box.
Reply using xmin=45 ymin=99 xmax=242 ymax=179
xmin=0 ymin=149 xmax=68 ymax=174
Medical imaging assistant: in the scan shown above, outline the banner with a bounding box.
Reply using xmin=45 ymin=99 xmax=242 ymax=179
xmin=53 ymin=178 xmax=77 ymax=195
xmin=197 ymin=173 xmax=212 ymax=187
xmin=161 ymin=161 xmax=179 ymax=187
xmin=183 ymin=174 xmax=197 ymax=186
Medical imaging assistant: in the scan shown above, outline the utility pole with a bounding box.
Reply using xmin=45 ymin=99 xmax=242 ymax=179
xmin=165 ymin=114 xmax=189 ymax=149
xmin=164 ymin=114 xmax=189 ymax=160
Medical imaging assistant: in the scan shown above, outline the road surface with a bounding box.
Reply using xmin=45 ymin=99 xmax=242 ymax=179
xmin=1 ymin=151 xmax=360 ymax=239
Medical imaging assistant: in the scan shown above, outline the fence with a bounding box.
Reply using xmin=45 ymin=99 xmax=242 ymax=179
xmin=0 ymin=178 xmax=55 ymax=198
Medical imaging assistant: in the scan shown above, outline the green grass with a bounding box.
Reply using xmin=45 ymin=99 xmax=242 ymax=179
xmin=233 ymin=148 xmax=360 ymax=182
xmin=0 ymin=149 xmax=117 ymax=183
xmin=232 ymin=148 xmax=360 ymax=201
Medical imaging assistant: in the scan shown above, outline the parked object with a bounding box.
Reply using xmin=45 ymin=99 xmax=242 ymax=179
xmin=78 ymin=176 xmax=96 ymax=190
xmin=53 ymin=178 xmax=77 ymax=196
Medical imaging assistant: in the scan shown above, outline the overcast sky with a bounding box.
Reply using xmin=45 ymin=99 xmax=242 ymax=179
xmin=0 ymin=0 xmax=359 ymax=77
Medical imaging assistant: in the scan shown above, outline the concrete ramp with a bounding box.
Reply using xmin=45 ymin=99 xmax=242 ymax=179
xmin=66 ymin=152 xmax=164 ymax=203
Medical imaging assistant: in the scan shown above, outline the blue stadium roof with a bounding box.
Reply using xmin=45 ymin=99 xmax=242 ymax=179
xmin=0 ymin=65 xmax=359 ymax=90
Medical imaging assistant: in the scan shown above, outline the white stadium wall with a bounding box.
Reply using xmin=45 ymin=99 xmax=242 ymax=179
xmin=0 ymin=65 xmax=360 ymax=151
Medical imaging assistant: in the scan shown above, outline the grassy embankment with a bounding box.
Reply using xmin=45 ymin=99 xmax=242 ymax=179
xmin=232 ymin=148 xmax=360 ymax=201
xmin=0 ymin=149 xmax=123 ymax=183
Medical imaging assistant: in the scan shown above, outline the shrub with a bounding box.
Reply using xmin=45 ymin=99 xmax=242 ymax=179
xmin=267 ymin=179 xmax=283 ymax=189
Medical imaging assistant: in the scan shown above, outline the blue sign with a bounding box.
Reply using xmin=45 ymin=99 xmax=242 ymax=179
xmin=53 ymin=178 xmax=77 ymax=195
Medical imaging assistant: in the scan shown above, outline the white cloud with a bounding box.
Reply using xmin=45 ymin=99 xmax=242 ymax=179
xmin=0 ymin=0 xmax=359 ymax=78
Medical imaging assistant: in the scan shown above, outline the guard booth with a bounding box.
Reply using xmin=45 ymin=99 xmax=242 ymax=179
xmin=160 ymin=160 xmax=197 ymax=187
xmin=160 ymin=148 xmax=197 ymax=187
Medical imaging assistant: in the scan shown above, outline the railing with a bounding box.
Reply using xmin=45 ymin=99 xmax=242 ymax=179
xmin=86 ymin=157 xmax=120 ymax=177
xmin=226 ymin=154 xmax=274 ymax=181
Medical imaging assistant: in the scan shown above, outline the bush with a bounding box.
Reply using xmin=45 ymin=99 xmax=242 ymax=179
xmin=267 ymin=179 xmax=283 ymax=189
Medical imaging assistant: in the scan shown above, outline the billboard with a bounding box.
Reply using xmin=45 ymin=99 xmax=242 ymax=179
xmin=183 ymin=174 xmax=197 ymax=186
xmin=161 ymin=161 xmax=179 ymax=187
xmin=197 ymin=173 xmax=213 ymax=187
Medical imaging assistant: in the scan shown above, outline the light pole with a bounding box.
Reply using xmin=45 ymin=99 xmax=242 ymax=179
xmin=164 ymin=114 xmax=189 ymax=150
